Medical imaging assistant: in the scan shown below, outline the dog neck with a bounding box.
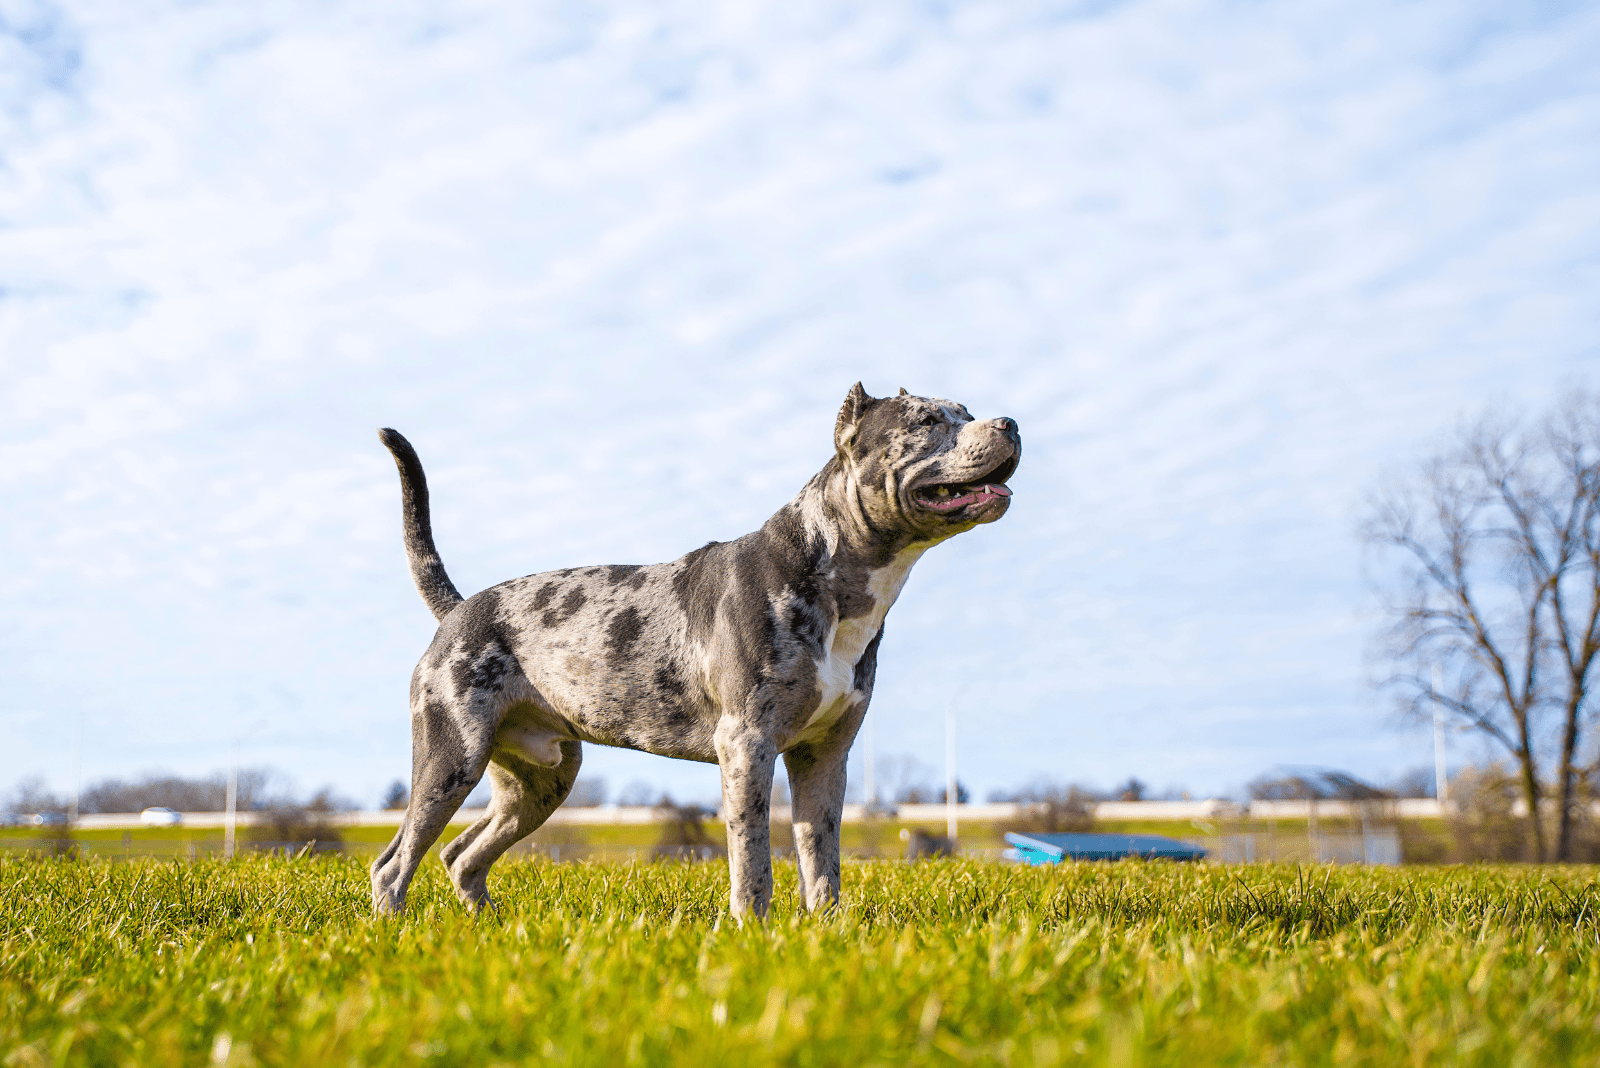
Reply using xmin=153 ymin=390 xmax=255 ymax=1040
xmin=783 ymin=456 xmax=917 ymax=570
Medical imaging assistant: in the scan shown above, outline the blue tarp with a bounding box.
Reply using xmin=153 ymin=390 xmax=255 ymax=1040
xmin=1004 ymin=831 xmax=1207 ymax=864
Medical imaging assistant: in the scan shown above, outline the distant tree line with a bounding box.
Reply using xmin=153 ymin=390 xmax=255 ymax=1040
xmin=80 ymin=769 xmax=277 ymax=813
xmin=2 ymin=769 xmax=358 ymax=853
xmin=4 ymin=769 xmax=351 ymax=816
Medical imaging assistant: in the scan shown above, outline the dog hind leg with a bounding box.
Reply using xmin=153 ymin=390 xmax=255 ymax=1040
xmin=370 ymin=703 xmax=495 ymax=914
xmin=440 ymin=741 xmax=583 ymax=911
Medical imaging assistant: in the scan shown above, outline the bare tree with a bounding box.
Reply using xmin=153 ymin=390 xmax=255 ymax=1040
xmin=6 ymin=776 xmax=64 ymax=816
xmin=381 ymin=780 xmax=410 ymax=811
xmin=875 ymin=754 xmax=939 ymax=804
xmin=1363 ymin=388 xmax=1600 ymax=861
xmin=1116 ymin=777 xmax=1147 ymax=802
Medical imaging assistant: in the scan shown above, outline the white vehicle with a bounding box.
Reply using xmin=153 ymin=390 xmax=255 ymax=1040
xmin=140 ymin=807 xmax=183 ymax=827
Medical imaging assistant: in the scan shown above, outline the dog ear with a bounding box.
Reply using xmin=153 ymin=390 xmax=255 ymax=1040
xmin=834 ymin=382 xmax=876 ymax=453
xmin=898 ymin=387 xmax=909 ymax=396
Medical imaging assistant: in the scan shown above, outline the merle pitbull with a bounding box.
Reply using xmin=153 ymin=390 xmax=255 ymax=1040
xmin=370 ymin=384 xmax=1020 ymax=918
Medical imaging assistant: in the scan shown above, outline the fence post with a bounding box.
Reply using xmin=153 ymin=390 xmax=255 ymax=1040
xmin=1308 ymin=799 xmax=1319 ymax=862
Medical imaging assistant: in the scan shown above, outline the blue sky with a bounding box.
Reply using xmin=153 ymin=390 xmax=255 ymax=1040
xmin=2 ymin=0 xmax=1597 ymax=808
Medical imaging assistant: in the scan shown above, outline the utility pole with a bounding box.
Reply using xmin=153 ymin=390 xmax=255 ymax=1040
xmin=1431 ymin=663 xmax=1449 ymax=806
xmin=69 ymin=712 xmax=83 ymax=827
xmin=224 ymin=721 xmax=265 ymax=861
xmin=945 ymin=701 xmax=957 ymax=841
xmin=224 ymin=740 xmax=240 ymax=861
xmin=864 ymin=707 xmax=876 ymax=807
xmin=1307 ymin=796 xmax=1319 ymax=863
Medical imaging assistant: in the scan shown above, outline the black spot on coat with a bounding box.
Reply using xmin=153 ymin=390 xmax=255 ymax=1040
xmin=542 ymin=586 xmax=588 ymax=628
xmin=605 ymin=564 xmax=648 ymax=590
xmin=606 ymin=605 xmax=646 ymax=668
xmin=654 ymin=665 xmax=686 ymax=697
xmin=672 ymin=542 xmax=724 ymax=638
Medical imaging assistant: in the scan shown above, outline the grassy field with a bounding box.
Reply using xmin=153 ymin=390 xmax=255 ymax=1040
xmin=2 ymin=856 xmax=1598 ymax=1067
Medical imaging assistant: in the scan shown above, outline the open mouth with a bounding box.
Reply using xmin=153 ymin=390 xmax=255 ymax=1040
xmin=912 ymin=454 xmax=1018 ymax=513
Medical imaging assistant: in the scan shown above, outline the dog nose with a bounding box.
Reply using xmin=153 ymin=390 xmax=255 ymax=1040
xmin=991 ymin=417 xmax=1019 ymax=442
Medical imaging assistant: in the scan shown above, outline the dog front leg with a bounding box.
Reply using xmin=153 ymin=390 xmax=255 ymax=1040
xmin=714 ymin=721 xmax=776 ymax=921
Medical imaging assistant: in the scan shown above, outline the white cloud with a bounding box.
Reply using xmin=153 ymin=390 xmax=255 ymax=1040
xmin=2 ymin=0 xmax=1597 ymax=803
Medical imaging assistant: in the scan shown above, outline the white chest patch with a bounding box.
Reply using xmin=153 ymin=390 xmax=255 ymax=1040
xmin=799 ymin=546 xmax=927 ymax=740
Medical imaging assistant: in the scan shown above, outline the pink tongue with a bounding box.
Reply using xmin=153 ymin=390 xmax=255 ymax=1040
xmin=939 ymin=484 xmax=1011 ymax=508
xmin=967 ymin=483 xmax=1011 ymax=502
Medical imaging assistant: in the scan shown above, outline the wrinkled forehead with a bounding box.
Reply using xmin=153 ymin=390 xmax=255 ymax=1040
xmin=849 ymin=394 xmax=975 ymax=462
xmin=921 ymin=396 xmax=973 ymax=422
xmin=877 ymin=394 xmax=975 ymax=425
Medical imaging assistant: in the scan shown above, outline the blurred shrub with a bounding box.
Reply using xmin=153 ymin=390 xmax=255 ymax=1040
xmin=1398 ymin=820 xmax=1452 ymax=864
xmin=1446 ymin=765 xmax=1534 ymax=862
xmin=1000 ymin=780 xmax=1098 ymax=834
xmin=245 ymin=789 xmax=347 ymax=854
xmin=650 ymin=800 xmax=724 ymax=863
xmin=902 ymin=827 xmax=955 ymax=860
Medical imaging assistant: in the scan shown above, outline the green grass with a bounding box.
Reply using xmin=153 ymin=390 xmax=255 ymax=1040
xmin=3 ymin=857 xmax=1598 ymax=1066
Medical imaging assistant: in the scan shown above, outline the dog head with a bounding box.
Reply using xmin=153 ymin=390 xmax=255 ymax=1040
xmin=833 ymin=382 xmax=1020 ymax=547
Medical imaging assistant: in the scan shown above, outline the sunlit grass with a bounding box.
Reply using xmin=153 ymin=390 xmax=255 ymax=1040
xmin=3 ymin=856 xmax=1598 ymax=1066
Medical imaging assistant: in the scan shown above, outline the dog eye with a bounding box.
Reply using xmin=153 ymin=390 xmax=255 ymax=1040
xmin=917 ymin=413 xmax=939 ymax=427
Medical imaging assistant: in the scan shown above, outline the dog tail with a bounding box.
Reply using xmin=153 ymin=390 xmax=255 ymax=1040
xmin=378 ymin=428 xmax=465 ymax=622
